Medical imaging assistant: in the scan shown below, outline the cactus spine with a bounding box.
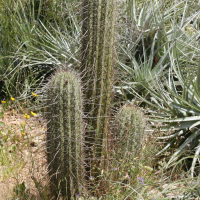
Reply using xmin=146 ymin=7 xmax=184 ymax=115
xmin=44 ymin=70 xmax=84 ymax=199
xmin=114 ymin=104 xmax=146 ymax=160
xmin=81 ymin=0 xmax=117 ymax=170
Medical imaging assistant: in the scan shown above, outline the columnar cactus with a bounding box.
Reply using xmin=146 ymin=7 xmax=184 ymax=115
xmin=44 ymin=70 xmax=85 ymax=199
xmin=113 ymin=104 xmax=146 ymax=160
xmin=80 ymin=0 xmax=117 ymax=172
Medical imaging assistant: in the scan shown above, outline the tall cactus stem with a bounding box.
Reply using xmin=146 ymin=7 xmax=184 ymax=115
xmin=80 ymin=0 xmax=117 ymax=172
xmin=44 ymin=70 xmax=85 ymax=199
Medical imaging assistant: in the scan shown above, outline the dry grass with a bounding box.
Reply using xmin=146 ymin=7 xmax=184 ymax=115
xmin=0 ymin=105 xmax=49 ymax=199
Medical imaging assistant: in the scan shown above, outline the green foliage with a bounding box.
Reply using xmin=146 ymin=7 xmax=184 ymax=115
xmin=44 ymin=70 xmax=85 ymax=199
xmin=12 ymin=181 xmax=31 ymax=200
xmin=0 ymin=0 xmax=50 ymax=97
xmin=2 ymin=0 xmax=200 ymax=199
xmin=0 ymin=0 xmax=81 ymax=98
xmin=116 ymin=0 xmax=200 ymax=177
xmin=117 ymin=0 xmax=187 ymax=96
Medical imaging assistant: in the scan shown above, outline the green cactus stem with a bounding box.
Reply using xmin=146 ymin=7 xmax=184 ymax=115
xmin=113 ymin=104 xmax=146 ymax=161
xmin=80 ymin=0 xmax=117 ymax=173
xmin=44 ymin=70 xmax=85 ymax=199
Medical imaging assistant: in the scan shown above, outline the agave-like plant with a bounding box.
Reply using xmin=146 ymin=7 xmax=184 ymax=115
xmin=116 ymin=0 xmax=199 ymax=95
xmin=129 ymin=39 xmax=200 ymax=178
xmin=117 ymin=0 xmax=200 ymax=177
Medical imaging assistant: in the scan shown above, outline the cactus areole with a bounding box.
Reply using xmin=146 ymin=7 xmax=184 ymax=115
xmin=80 ymin=0 xmax=117 ymax=170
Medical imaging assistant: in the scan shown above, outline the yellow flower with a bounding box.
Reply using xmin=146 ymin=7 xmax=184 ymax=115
xmin=31 ymin=111 xmax=36 ymax=116
xmin=32 ymin=92 xmax=38 ymax=97
xmin=21 ymin=132 xmax=25 ymax=136
xmin=11 ymin=97 xmax=15 ymax=101
xmin=1 ymin=101 xmax=6 ymax=104
xmin=43 ymin=128 xmax=46 ymax=131
xmin=21 ymin=122 xmax=25 ymax=125
xmin=24 ymin=114 xmax=30 ymax=119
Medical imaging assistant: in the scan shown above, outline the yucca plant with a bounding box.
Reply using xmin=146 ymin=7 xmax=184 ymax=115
xmin=0 ymin=0 xmax=48 ymax=98
xmin=15 ymin=2 xmax=81 ymax=69
xmin=1 ymin=0 xmax=81 ymax=98
xmin=116 ymin=0 xmax=190 ymax=96
xmin=118 ymin=0 xmax=200 ymax=90
xmin=115 ymin=0 xmax=200 ymax=177
xmin=128 ymin=41 xmax=200 ymax=178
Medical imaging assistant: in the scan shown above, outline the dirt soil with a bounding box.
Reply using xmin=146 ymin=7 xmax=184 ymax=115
xmin=0 ymin=105 xmax=48 ymax=199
